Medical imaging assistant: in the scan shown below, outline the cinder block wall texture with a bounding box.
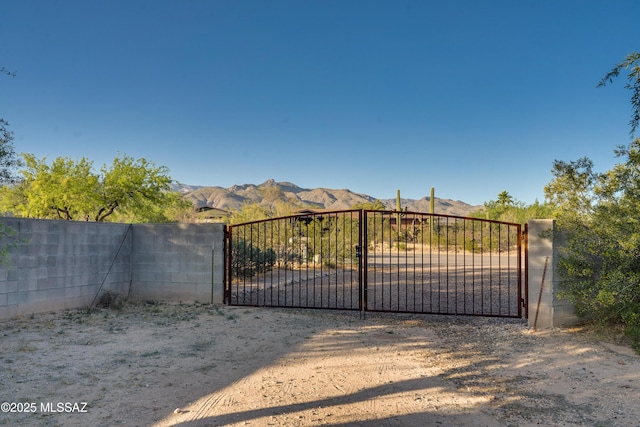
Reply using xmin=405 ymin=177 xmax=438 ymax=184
xmin=527 ymin=219 xmax=580 ymax=329
xmin=130 ymin=223 xmax=224 ymax=303
xmin=0 ymin=218 xmax=224 ymax=319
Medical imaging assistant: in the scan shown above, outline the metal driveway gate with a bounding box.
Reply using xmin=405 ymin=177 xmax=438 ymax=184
xmin=225 ymin=210 xmax=527 ymax=318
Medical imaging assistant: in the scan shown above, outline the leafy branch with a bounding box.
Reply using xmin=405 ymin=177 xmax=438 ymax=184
xmin=598 ymin=52 xmax=640 ymax=136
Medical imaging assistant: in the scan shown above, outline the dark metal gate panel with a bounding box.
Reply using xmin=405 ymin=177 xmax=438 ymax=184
xmin=225 ymin=210 xmax=362 ymax=310
xmin=226 ymin=209 xmax=526 ymax=318
xmin=362 ymin=211 xmax=523 ymax=318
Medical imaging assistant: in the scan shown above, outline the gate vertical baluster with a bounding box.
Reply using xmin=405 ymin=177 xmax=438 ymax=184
xmin=375 ymin=212 xmax=380 ymax=310
xmin=303 ymin=218 xmax=308 ymax=307
xmin=374 ymin=211 xmax=380 ymax=311
xmin=496 ymin=222 xmax=500 ymax=315
xmin=270 ymin=220 xmax=275 ymax=307
xmin=239 ymin=224 xmax=245 ymax=304
xmin=360 ymin=209 xmax=366 ymax=312
xmin=372 ymin=211 xmax=376 ymax=311
xmin=407 ymin=214 xmax=416 ymax=312
xmin=227 ymin=226 xmax=232 ymax=305
xmin=298 ymin=216 xmax=302 ymax=307
xmin=421 ymin=214 xmax=426 ymax=313
xmin=411 ymin=215 xmax=416 ymax=312
xmin=255 ymin=222 xmax=261 ymax=306
xmin=390 ymin=211 xmax=394 ymax=311
xmin=312 ymin=215 xmax=317 ymax=308
xmin=261 ymin=221 xmax=265 ymax=306
xmin=521 ymin=223 xmax=526 ymax=319
xmin=453 ymin=218 xmax=458 ymax=314
xmin=353 ymin=210 xmax=358 ymax=309
xmin=345 ymin=212 xmax=349 ymax=309
xmin=419 ymin=214 xmax=424 ymax=312
xmin=245 ymin=224 xmax=251 ymax=305
xmin=438 ymin=217 xmax=442 ymax=312
xmin=411 ymin=214 xmax=416 ymax=312
xmin=378 ymin=212 xmax=382 ymax=310
xmin=445 ymin=216 xmax=449 ymax=313
xmin=429 ymin=215 xmax=433 ymax=313
xmin=340 ymin=213 xmax=344 ymax=309
xmin=453 ymin=217 xmax=457 ymax=313
xmin=498 ymin=223 xmax=503 ymax=315
xmin=471 ymin=219 xmax=476 ymax=314
xmin=285 ymin=217 xmax=289 ymax=307
xmin=489 ymin=222 xmax=493 ymax=315
xmin=278 ymin=220 xmax=289 ymax=307
xmin=480 ymin=221 xmax=484 ymax=315
xmin=309 ymin=214 xmax=314 ymax=307
xmin=335 ymin=213 xmax=339 ymax=309
xmin=268 ymin=220 xmax=273 ymax=307
xmin=507 ymin=224 xmax=512 ymax=316
xmin=395 ymin=211 xmax=399 ymax=312
xmin=318 ymin=214 xmax=323 ymax=308
xmin=275 ymin=219 xmax=281 ymax=306
xmin=463 ymin=218 xmax=467 ymax=314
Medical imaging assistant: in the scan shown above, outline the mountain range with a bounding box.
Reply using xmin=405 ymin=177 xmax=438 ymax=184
xmin=175 ymin=179 xmax=482 ymax=217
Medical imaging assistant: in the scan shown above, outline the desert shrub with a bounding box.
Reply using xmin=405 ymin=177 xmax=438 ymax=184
xmin=230 ymin=239 xmax=276 ymax=277
xmin=95 ymin=291 xmax=125 ymax=310
xmin=547 ymin=142 xmax=640 ymax=353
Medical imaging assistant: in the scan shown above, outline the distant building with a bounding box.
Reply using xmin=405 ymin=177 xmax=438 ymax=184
xmin=194 ymin=206 xmax=230 ymax=223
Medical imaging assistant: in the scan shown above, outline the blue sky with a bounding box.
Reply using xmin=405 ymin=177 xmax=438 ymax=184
xmin=2 ymin=0 xmax=639 ymax=206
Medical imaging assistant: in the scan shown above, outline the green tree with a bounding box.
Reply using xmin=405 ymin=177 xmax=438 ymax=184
xmin=95 ymin=155 xmax=175 ymax=222
xmin=0 ymin=68 xmax=21 ymax=183
xmin=471 ymin=191 xmax=553 ymax=224
xmin=496 ymin=190 xmax=514 ymax=206
xmin=546 ymin=141 xmax=640 ymax=351
xmin=228 ymin=203 xmax=272 ymax=225
xmin=0 ymin=119 xmax=22 ymax=184
xmin=5 ymin=153 xmax=182 ymax=222
xmin=0 ymin=67 xmax=22 ymax=266
xmin=544 ymin=157 xmax=597 ymax=219
xmin=598 ymin=51 xmax=640 ymax=136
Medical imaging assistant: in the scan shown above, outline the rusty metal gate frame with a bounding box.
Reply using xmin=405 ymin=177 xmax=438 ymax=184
xmin=225 ymin=210 xmax=528 ymax=318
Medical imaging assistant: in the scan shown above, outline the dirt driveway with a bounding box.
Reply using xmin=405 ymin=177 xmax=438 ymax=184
xmin=1 ymin=302 xmax=639 ymax=426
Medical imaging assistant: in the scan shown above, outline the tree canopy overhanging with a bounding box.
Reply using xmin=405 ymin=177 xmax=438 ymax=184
xmin=0 ymin=153 xmax=189 ymax=222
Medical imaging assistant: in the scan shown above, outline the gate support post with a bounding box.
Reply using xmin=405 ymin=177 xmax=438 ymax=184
xmin=527 ymin=219 xmax=580 ymax=329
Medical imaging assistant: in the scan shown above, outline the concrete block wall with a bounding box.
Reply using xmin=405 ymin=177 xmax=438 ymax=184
xmin=527 ymin=219 xmax=581 ymax=329
xmin=0 ymin=218 xmax=132 ymax=319
xmin=130 ymin=223 xmax=224 ymax=303
xmin=0 ymin=219 xmax=225 ymax=319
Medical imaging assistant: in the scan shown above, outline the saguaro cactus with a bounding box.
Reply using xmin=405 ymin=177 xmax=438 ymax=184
xmin=396 ymin=189 xmax=404 ymax=243
xmin=429 ymin=187 xmax=435 ymax=233
xmin=430 ymin=187 xmax=435 ymax=215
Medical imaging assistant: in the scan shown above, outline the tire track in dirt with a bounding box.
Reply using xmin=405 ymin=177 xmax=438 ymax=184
xmin=156 ymin=322 xmax=499 ymax=426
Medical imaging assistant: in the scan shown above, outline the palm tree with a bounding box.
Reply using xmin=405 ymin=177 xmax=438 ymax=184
xmin=497 ymin=191 xmax=514 ymax=206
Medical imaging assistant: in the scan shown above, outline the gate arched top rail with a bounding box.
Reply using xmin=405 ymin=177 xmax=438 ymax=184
xmin=227 ymin=209 xmax=362 ymax=229
xmin=228 ymin=209 xmax=523 ymax=229
xmin=364 ymin=209 xmax=523 ymax=228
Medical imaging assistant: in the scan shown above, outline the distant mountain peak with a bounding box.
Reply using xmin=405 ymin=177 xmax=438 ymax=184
xmin=176 ymin=180 xmax=482 ymax=216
